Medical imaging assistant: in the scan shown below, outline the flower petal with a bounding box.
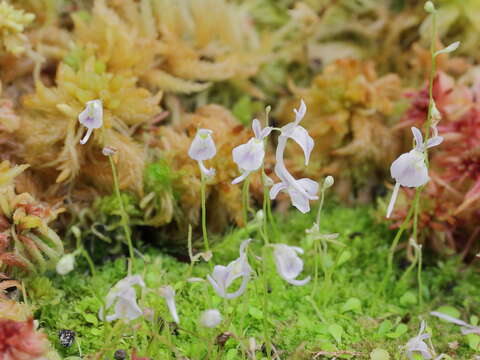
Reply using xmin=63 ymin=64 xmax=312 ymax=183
xmin=287 ymin=187 xmax=311 ymax=213
xmin=232 ymin=171 xmax=251 ymax=184
xmin=297 ymin=178 xmax=319 ymax=197
xmin=270 ymin=182 xmax=287 ymax=200
xmin=188 ymin=129 xmax=216 ymax=161
xmin=426 ymin=136 xmax=443 ymax=148
xmin=411 ymin=127 xmax=424 ymax=151
xmin=232 ymin=139 xmax=264 ymax=172
xmin=252 ymin=119 xmax=262 ymax=139
xmin=288 ymin=126 xmax=314 ymax=165
xmin=293 ymin=99 xmax=307 ymax=124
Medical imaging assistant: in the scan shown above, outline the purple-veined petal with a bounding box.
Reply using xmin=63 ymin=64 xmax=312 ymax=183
xmin=79 ymin=100 xmax=103 ymax=129
xmin=287 ymin=187 xmax=311 ymax=213
xmin=232 ymin=139 xmax=264 ymax=172
xmin=260 ymin=126 xmax=273 ymax=139
xmin=297 ymin=178 xmax=319 ymax=197
xmin=390 ymin=151 xmax=429 ymax=187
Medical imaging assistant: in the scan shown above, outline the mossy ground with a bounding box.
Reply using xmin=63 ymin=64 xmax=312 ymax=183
xmin=29 ymin=202 xmax=479 ymax=359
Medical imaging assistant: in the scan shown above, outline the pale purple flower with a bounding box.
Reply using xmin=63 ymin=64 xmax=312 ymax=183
xmin=404 ymin=321 xmax=433 ymax=359
xmin=232 ymin=119 xmax=272 ymax=184
xmin=207 ymin=239 xmax=252 ymax=299
xmin=273 ymin=244 xmax=311 ymax=286
xmin=270 ymin=100 xmax=318 ymax=213
xmin=188 ymin=128 xmax=216 ymax=177
xmin=99 ymin=275 xmax=145 ymax=322
xmin=79 ymin=99 xmax=103 ymax=145
xmin=430 ymin=311 xmax=480 ymax=335
xmin=386 ymin=127 xmax=443 ymax=218
xmin=159 ymin=285 xmax=180 ymax=324
xmin=200 ymin=309 xmax=222 ymax=328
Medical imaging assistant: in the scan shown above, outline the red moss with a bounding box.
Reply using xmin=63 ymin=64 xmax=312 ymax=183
xmin=0 ymin=318 xmax=47 ymax=360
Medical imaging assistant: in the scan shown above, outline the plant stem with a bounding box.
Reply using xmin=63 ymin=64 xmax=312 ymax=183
xmin=417 ymin=244 xmax=423 ymax=306
xmin=242 ymin=176 xmax=250 ymax=226
xmin=200 ymin=172 xmax=210 ymax=252
xmin=108 ymin=155 xmax=135 ymax=269
xmin=261 ymin=246 xmax=272 ymax=360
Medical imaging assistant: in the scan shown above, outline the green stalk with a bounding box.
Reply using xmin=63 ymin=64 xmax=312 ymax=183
xmin=261 ymin=246 xmax=272 ymax=360
xmin=108 ymin=156 xmax=135 ymax=268
xmin=200 ymin=172 xmax=210 ymax=252
xmin=242 ymin=176 xmax=250 ymax=226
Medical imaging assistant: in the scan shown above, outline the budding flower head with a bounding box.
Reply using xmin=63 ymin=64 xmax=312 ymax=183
xmin=79 ymin=99 xmax=103 ymax=145
xmin=424 ymin=1 xmax=435 ymax=13
xmin=200 ymin=309 xmax=222 ymax=328
xmin=323 ymin=176 xmax=334 ymax=189
xmin=56 ymin=254 xmax=75 ymax=275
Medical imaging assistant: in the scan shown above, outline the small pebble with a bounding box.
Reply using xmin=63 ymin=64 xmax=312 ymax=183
xmin=58 ymin=329 xmax=76 ymax=347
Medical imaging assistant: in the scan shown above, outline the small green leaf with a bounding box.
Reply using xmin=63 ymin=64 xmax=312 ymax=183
xmin=466 ymin=333 xmax=480 ymax=351
xmin=341 ymin=297 xmax=362 ymax=313
xmin=399 ymin=291 xmax=417 ymax=307
xmin=328 ymin=324 xmax=344 ymax=344
xmin=249 ymin=306 xmax=263 ymax=320
xmin=386 ymin=323 xmax=408 ymax=339
xmin=370 ymin=348 xmax=390 ymax=360
xmin=225 ymin=348 xmax=237 ymax=360
xmin=470 ymin=315 xmax=479 ymax=326
xmin=434 ymin=306 xmax=460 ymax=319
xmin=84 ymin=314 xmax=98 ymax=325
xmin=337 ymin=251 xmax=352 ymax=266
xmin=377 ymin=320 xmax=393 ymax=335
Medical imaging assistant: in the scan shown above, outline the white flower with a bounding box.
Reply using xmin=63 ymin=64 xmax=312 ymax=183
xmin=188 ymin=128 xmax=217 ymax=177
xmin=56 ymin=254 xmax=75 ymax=275
xmin=200 ymin=309 xmax=222 ymax=328
xmin=270 ymin=178 xmax=319 ymax=214
xmin=404 ymin=321 xmax=436 ymax=360
xmin=79 ymin=99 xmax=103 ymax=145
xmin=270 ymin=100 xmax=318 ymax=213
xmin=273 ymin=244 xmax=311 ymax=286
xmin=232 ymin=119 xmax=272 ymax=184
xmin=159 ymin=285 xmax=180 ymax=324
xmin=207 ymin=239 xmax=252 ymax=299
xmin=386 ymin=127 xmax=443 ymax=218
xmin=99 ymin=275 xmax=145 ymax=322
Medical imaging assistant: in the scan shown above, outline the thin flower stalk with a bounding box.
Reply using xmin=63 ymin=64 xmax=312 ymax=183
xmin=382 ymin=4 xmax=459 ymax=296
xmin=189 ymin=129 xmax=217 ymax=252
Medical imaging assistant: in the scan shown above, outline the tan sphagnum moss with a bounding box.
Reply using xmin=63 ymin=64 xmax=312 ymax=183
xmin=19 ymin=54 xmax=161 ymax=194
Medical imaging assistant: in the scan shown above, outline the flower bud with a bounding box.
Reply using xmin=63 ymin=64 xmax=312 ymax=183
xmin=200 ymin=309 xmax=222 ymax=328
xmin=424 ymin=1 xmax=435 ymax=13
xmin=323 ymin=176 xmax=334 ymax=189
xmin=56 ymin=254 xmax=75 ymax=275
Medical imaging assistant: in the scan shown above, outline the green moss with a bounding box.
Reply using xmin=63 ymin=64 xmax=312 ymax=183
xmin=34 ymin=202 xmax=479 ymax=359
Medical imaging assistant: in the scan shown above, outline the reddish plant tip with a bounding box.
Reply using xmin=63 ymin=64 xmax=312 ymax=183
xmin=131 ymin=349 xmax=151 ymax=360
xmin=0 ymin=318 xmax=47 ymax=360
